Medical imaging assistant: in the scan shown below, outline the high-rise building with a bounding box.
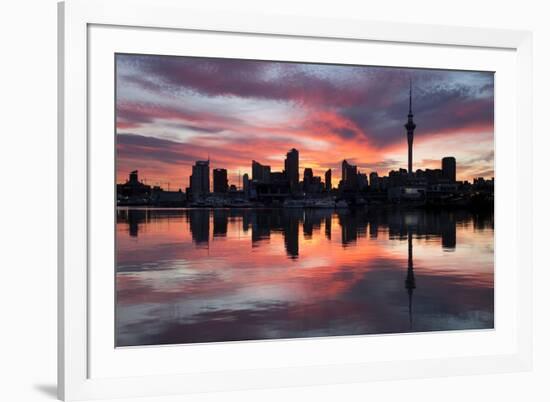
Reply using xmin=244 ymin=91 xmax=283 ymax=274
xmin=285 ymin=148 xmax=299 ymax=192
xmin=252 ymin=160 xmax=271 ymax=183
xmin=190 ymin=160 xmax=210 ymax=198
xmin=213 ymin=168 xmax=228 ymax=193
xmin=242 ymin=173 xmax=250 ymax=198
xmin=325 ymin=169 xmax=332 ymax=191
xmin=442 ymin=156 xmax=456 ymax=183
xmin=303 ymin=168 xmax=318 ymax=193
xmin=341 ymin=159 xmax=358 ymax=190
xmin=303 ymin=167 xmax=313 ymax=182
xmin=404 ymin=80 xmax=417 ymax=174
xmin=369 ymin=172 xmax=379 ymax=190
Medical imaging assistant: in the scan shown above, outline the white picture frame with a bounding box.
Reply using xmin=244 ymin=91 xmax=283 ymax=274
xmin=58 ymin=0 xmax=533 ymax=400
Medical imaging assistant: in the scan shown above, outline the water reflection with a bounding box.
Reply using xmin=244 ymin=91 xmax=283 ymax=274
xmin=116 ymin=208 xmax=494 ymax=346
xmin=406 ymin=232 xmax=416 ymax=329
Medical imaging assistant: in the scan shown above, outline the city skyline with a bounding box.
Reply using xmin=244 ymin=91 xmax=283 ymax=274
xmin=116 ymin=54 xmax=494 ymax=190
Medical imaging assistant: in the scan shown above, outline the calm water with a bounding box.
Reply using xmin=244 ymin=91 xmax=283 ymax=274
xmin=116 ymin=207 xmax=494 ymax=347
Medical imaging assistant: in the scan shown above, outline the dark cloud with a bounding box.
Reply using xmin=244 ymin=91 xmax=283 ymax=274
xmin=341 ymin=80 xmax=494 ymax=147
xmin=118 ymin=54 xmax=366 ymax=106
xmin=116 ymin=101 xmax=244 ymax=132
xmin=333 ymin=127 xmax=357 ymax=139
xmin=117 ymin=133 xmax=202 ymax=165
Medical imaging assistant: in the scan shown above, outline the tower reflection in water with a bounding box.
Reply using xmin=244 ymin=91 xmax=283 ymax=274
xmin=116 ymin=208 xmax=493 ymax=346
xmin=406 ymin=231 xmax=416 ymax=329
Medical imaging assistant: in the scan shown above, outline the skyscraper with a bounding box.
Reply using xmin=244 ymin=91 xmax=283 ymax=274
xmin=252 ymin=160 xmax=271 ymax=183
xmin=285 ymin=148 xmax=299 ymax=192
xmin=341 ymin=159 xmax=358 ymax=190
xmin=325 ymin=169 xmax=332 ymax=191
xmin=442 ymin=156 xmax=456 ymax=183
xmin=213 ymin=168 xmax=228 ymax=193
xmin=404 ymin=80 xmax=417 ymax=174
xmin=190 ymin=160 xmax=210 ymax=198
xmin=303 ymin=167 xmax=313 ymax=182
xmin=303 ymin=167 xmax=313 ymax=193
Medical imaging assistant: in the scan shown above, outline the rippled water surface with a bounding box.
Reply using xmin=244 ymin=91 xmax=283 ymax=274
xmin=116 ymin=208 xmax=494 ymax=346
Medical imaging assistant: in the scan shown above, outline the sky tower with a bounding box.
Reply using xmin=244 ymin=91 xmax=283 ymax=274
xmin=404 ymin=80 xmax=417 ymax=174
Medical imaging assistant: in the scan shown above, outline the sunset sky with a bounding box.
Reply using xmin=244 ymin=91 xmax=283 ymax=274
xmin=116 ymin=54 xmax=494 ymax=190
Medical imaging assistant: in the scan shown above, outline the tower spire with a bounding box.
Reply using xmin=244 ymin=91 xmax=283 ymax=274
xmin=409 ymin=78 xmax=413 ymax=115
xmin=404 ymin=79 xmax=417 ymax=174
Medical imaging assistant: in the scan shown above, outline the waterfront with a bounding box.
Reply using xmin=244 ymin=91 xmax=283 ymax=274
xmin=116 ymin=207 xmax=494 ymax=346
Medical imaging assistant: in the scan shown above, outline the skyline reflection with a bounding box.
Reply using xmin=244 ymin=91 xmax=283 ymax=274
xmin=116 ymin=208 xmax=494 ymax=346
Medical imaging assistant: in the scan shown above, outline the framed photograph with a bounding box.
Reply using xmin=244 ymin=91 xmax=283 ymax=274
xmin=58 ymin=0 xmax=533 ymax=400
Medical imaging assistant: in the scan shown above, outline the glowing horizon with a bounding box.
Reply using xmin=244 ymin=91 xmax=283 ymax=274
xmin=116 ymin=54 xmax=494 ymax=190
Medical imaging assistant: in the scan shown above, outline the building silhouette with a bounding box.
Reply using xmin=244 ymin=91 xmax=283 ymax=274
xmin=213 ymin=168 xmax=228 ymax=193
xmin=252 ymin=160 xmax=271 ymax=183
xmin=303 ymin=167 xmax=313 ymax=192
xmin=442 ymin=156 xmax=456 ymax=183
xmin=404 ymin=80 xmax=417 ymax=174
xmin=190 ymin=160 xmax=210 ymax=198
xmin=270 ymin=171 xmax=286 ymax=183
xmin=117 ymin=170 xmax=151 ymax=197
xmin=341 ymin=159 xmax=358 ymax=191
xmin=285 ymin=148 xmax=299 ymax=192
xmin=369 ymin=172 xmax=380 ymax=191
xmin=358 ymin=172 xmax=368 ymax=191
xmin=300 ymin=167 xmax=323 ymax=193
xmin=325 ymin=169 xmax=332 ymax=191
xmin=303 ymin=167 xmax=313 ymax=183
